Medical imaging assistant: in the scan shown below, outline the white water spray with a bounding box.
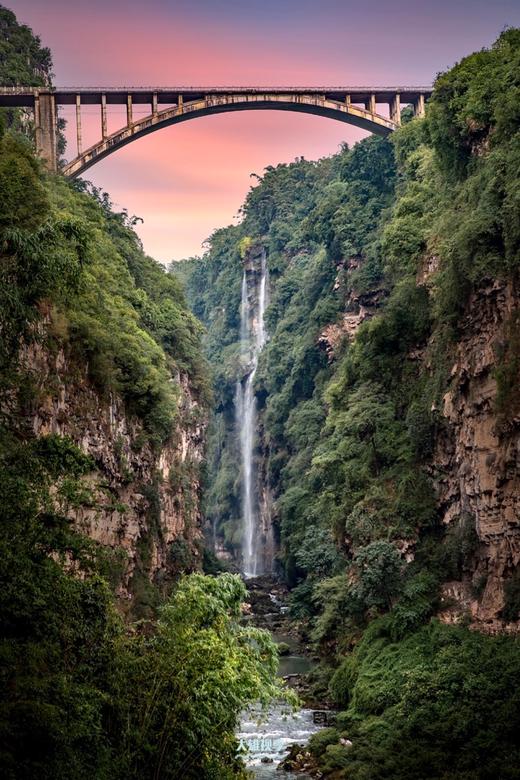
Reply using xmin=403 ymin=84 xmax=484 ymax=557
xmin=236 ymin=249 xmax=269 ymax=577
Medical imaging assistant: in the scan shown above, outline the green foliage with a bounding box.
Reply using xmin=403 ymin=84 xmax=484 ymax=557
xmin=321 ymin=621 xmax=520 ymax=779
xmin=0 ymin=6 xmax=67 ymax=152
xmin=0 ymin=217 xmax=88 ymax=365
xmin=178 ymin=127 xmax=436 ymax=619
xmin=353 ymin=541 xmax=403 ymax=611
xmin=108 ymin=574 xmax=288 ymax=779
xmin=0 ymin=412 xmax=280 ymax=780
xmin=0 ymin=14 xmax=258 ymax=772
xmin=295 ymin=526 xmax=343 ymax=580
xmin=0 ymin=132 xmax=209 ymax=441
xmin=428 ymin=28 xmax=520 ymax=178
xmin=308 ymin=727 xmax=340 ymax=758
xmin=423 ymin=30 xmax=520 ymax=337
xmin=0 ymin=133 xmax=49 ymax=230
xmin=0 ymin=440 xmax=285 ymax=779
xmin=0 ymin=430 xmax=119 ymax=780
xmin=176 ymin=28 xmax=520 ymax=780
xmin=0 ymin=6 xmax=52 ymax=86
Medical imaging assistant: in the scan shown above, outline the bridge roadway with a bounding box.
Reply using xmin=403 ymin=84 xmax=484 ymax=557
xmin=0 ymin=85 xmax=433 ymax=177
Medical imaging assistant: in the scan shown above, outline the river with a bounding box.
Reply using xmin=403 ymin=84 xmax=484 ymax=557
xmin=238 ymin=584 xmax=326 ymax=778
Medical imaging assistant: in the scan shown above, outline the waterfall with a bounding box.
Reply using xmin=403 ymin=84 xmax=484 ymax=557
xmin=236 ymin=248 xmax=269 ymax=577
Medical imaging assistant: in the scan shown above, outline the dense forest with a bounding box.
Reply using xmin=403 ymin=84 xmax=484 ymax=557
xmin=177 ymin=29 xmax=520 ymax=779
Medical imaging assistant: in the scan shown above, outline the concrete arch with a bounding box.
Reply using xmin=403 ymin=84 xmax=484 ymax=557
xmin=62 ymin=94 xmax=397 ymax=178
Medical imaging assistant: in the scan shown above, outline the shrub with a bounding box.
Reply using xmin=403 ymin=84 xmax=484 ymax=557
xmin=308 ymin=727 xmax=340 ymax=758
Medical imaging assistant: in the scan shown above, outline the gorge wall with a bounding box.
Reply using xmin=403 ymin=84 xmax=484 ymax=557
xmin=0 ymin=140 xmax=210 ymax=615
xmin=433 ymin=279 xmax=520 ymax=630
xmin=178 ymin=29 xmax=520 ymax=637
xmin=22 ymin=335 xmax=206 ymax=605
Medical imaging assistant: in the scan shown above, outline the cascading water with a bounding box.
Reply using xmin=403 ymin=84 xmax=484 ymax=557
xmin=236 ymin=248 xmax=269 ymax=577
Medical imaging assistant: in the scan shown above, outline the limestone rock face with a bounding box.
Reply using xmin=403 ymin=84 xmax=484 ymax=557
xmin=21 ymin=338 xmax=206 ymax=599
xmin=318 ymin=256 xmax=386 ymax=359
xmin=432 ymin=280 xmax=520 ymax=632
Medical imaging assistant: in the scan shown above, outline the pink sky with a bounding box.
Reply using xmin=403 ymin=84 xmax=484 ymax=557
xmin=9 ymin=0 xmax=520 ymax=262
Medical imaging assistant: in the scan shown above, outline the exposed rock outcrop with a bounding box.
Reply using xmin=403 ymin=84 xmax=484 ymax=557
xmin=432 ymin=279 xmax=520 ymax=632
xmin=19 ymin=337 xmax=206 ymax=602
xmin=318 ymin=256 xmax=386 ymax=360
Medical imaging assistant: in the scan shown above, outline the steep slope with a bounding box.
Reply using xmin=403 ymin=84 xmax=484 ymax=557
xmin=176 ymin=28 xmax=520 ymax=779
xmin=0 ymin=138 xmax=210 ymax=614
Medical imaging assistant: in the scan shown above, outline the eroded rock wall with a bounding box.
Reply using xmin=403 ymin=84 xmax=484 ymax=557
xmin=21 ymin=338 xmax=206 ymax=601
xmin=432 ymin=280 xmax=520 ymax=631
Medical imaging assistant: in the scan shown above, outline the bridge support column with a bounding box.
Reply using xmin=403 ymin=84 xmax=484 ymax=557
xmin=413 ymin=93 xmax=425 ymax=118
xmin=152 ymin=92 xmax=158 ymax=122
xmin=101 ymin=93 xmax=107 ymax=139
xmin=365 ymin=93 xmax=376 ymax=114
xmin=75 ymin=94 xmax=82 ymax=155
xmin=34 ymin=91 xmax=57 ymax=173
xmin=389 ymin=93 xmax=401 ymax=125
xmin=126 ymin=94 xmax=133 ymax=128
xmin=178 ymin=94 xmax=184 ymax=114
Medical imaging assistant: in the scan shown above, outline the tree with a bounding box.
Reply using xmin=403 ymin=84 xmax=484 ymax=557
xmin=110 ymin=573 xmax=290 ymax=779
xmin=0 ymin=6 xmax=53 ymax=86
xmin=354 ymin=541 xmax=403 ymax=611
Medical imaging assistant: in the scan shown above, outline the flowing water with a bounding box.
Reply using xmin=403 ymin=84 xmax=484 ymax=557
xmin=236 ymin=249 xmax=269 ymax=577
xmin=235 ymin=253 xmax=324 ymax=775
xmin=239 ymin=640 xmax=319 ymax=778
xmin=238 ymin=601 xmax=322 ymax=778
xmin=238 ymin=705 xmax=320 ymax=779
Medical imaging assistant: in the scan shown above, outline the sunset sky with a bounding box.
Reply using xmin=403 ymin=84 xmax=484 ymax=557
xmin=9 ymin=0 xmax=520 ymax=263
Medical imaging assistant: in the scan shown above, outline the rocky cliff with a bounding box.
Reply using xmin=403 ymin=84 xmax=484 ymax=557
xmin=433 ymin=279 xmax=520 ymax=632
xmin=319 ymin=263 xmax=520 ymax=632
xmin=19 ymin=321 xmax=207 ymax=610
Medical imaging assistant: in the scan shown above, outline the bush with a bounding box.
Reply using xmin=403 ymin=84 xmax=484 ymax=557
xmin=315 ymin=620 xmax=520 ymax=779
xmin=308 ymin=727 xmax=340 ymax=758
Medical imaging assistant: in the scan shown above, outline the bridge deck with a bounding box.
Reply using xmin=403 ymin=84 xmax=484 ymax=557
xmin=0 ymin=85 xmax=433 ymax=107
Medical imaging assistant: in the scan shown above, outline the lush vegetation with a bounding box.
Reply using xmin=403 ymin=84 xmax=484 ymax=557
xmin=178 ymin=29 xmax=520 ymax=779
xmin=0 ymin=4 xmax=67 ymax=153
xmin=0 ymin=128 xmax=281 ymax=775
xmin=0 ymin=5 xmax=52 ymax=86
xmin=0 ymin=453 xmax=284 ymax=780
xmin=3 ymin=4 xmax=520 ymax=777
xmin=0 ymin=9 xmax=286 ymax=779
xmin=316 ymin=618 xmax=520 ymax=779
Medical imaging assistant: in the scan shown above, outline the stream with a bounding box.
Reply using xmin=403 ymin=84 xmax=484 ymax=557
xmin=238 ymin=704 xmax=321 ymax=778
xmin=238 ymin=583 xmax=327 ymax=778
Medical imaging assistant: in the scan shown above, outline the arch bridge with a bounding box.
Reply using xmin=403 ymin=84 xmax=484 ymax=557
xmin=0 ymin=86 xmax=432 ymax=177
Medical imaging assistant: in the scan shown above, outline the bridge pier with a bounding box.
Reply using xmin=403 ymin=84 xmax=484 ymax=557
xmin=34 ymin=91 xmax=58 ymax=173
xmin=126 ymin=94 xmax=133 ymax=128
xmin=389 ymin=93 xmax=401 ymax=125
xmin=101 ymin=93 xmax=107 ymax=139
xmin=365 ymin=93 xmax=376 ymax=114
xmin=413 ymin=93 xmax=425 ymax=117
xmin=76 ymin=94 xmax=82 ymax=155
